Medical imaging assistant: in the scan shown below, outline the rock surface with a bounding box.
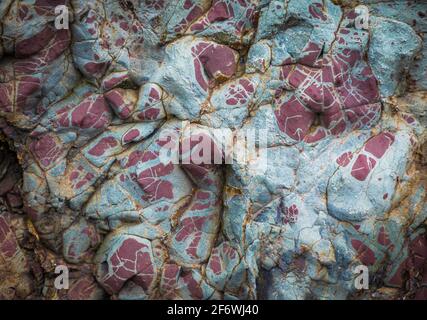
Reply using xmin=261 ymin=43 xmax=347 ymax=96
xmin=0 ymin=0 xmax=426 ymax=300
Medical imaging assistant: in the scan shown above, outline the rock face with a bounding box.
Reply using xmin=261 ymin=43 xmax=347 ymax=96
xmin=0 ymin=0 xmax=426 ymax=300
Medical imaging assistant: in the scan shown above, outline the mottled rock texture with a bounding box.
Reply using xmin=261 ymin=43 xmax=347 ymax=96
xmin=0 ymin=0 xmax=426 ymax=300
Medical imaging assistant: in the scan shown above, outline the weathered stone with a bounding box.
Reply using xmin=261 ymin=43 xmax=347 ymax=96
xmin=0 ymin=0 xmax=426 ymax=301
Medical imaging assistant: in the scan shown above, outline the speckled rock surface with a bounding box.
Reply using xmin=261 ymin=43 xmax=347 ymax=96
xmin=0 ymin=0 xmax=426 ymax=300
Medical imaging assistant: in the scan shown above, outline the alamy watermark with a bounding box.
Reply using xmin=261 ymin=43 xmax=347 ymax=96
xmin=354 ymin=264 xmax=369 ymax=290
xmin=53 ymin=263 xmax=370 ymax=291
xmin=53 ymin=4 xmax=371 ymax=31
xmin=50 ymin=1 xmax=370 ymax=295
xmin=355 ymin=5 xmax=370 ymax=30
xmin=54 ymin=265 xmax=69 ymax=290
xmin=54 ymin=5 xmax=69 ymax=30
xmin=157 ymin=126 xmax=269 ymax=174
